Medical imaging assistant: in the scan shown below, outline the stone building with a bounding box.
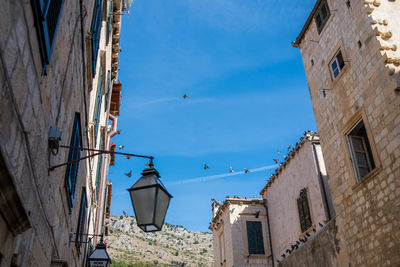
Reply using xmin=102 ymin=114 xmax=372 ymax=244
xmin=260 ymin=132 xmax=334 ymax=265
xmin=0 ymin=0 xmax=125 ymax=266
xmin=209 ymin=198 xmax=273 ymax=267
xmin=288 ymin=0 xmax=400 ymax=266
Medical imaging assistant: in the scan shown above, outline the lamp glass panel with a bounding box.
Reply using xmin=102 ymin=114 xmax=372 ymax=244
xmin=131 ymin=187 xmax=156 ymax=225
xmin=154 ymin=187 xmax=171 ymax=229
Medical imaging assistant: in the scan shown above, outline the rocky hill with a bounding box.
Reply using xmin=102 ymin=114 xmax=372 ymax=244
xmin=107 ymin=216 xmax=213 ymax=266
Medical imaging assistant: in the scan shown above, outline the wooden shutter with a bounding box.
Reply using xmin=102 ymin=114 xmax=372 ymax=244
xmin=298 ymin=190 xmax=312 ymax=232
xmin=76 ymin=189 xmax=87 ymax=250
xmin=65 ymin=113 xmax=82 ymax=209
xmin=93 ymin=68 xmax=104 ymax=147
xmin=246 ymin=221 xmax=265 ymax=255
xmin=349 ymin=136 xmax=371 ymax=179
xmin=95 ymin=137 xmax=104 ymax=199
xmin=91 ymin=0 xmax=104 ymax=75
xmin=32 ymin=0 xmax=64 ymax=64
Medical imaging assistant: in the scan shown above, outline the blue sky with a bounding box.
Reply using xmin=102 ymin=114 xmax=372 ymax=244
xmin=109 ymin=0 xmax=317 ymax=232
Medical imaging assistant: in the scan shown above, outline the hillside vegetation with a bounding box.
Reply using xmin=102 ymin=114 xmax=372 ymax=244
xmin=107 ymin=216 xmax=213 ymax=266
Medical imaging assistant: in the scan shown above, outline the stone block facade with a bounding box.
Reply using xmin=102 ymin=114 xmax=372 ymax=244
xmin=210 ymin=198 xmax=273 ymax=267
xmin=0 ymin=0 xmax=125 ymax=266
xmin=292 ymin=0 xmax=400 ymax=266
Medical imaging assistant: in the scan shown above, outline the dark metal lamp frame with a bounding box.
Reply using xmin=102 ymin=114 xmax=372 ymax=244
xmin=49 ymin=145 xmax=154 ymax=171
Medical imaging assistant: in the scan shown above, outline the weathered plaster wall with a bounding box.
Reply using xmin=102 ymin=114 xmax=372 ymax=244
xmin=298 ymin=0 xmax=400 ymax=266
xmin=262 ymin=141 xmax=329 ymax=264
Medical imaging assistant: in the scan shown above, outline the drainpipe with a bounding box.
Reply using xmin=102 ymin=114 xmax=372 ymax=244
xmin=312 ymin=143 xmax=332 ymax=221
xmin=106 ymin=114 xmax=118 ymax=150
xmin=263 ymin=199 xmax=274 ymax=267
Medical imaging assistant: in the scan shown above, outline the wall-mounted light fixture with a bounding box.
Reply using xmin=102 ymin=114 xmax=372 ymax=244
xmin=48 ymin=128 xmax=173 ymax=233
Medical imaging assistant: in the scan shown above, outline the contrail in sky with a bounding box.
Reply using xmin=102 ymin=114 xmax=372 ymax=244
xmin=168 ymin=164 xmax=278 ymax=185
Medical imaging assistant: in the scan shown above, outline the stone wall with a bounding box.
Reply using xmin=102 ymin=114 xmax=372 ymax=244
xmin=210 ymin=199 xmax=272 ymax=267
xmin=296 ymin=0 xmax=400 ymax=266
xmin=0 ymin=0 xmax=110 ymax=266
xmin=278 ymin=218 xmax=342 ymax=267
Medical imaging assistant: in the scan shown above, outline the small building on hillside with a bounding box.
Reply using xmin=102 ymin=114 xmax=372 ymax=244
xmin=260 ymin=132 xmax=334 ymax=265
xmin=209 ymin=198 xmax=273 ymax=267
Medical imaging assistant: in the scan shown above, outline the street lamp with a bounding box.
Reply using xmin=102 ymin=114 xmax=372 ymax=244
xmin=128 ymin=161 xmax=173 ymax=232
xmin=88 ymin=238 xmax=111 ymax=267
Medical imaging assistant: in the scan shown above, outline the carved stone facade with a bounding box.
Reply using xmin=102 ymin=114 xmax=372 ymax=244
xmin=0 ymin=0 xmax=125 ymax=266
xmin=292 ymin=0 xmax=400 ymax=266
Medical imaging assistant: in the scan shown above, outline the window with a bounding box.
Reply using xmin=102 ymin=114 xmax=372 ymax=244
xmin=106 ymin=0 xmax=113 ymax=45
xmin=76 ymin=188 xmax=88 ymax=251
xmin=93 ymin=67 xmax=104 ymax=147
xmin=246 ymin=221 xmax=265 ymax=255
xmin=315 ymin=0 xmax=331 ymax=34
xmin=347 ymin=120 xmax=375 ymax=181
xmin=329 ymin=50 xmax=345 ymax=79
xmin=31 ymin=0 xmax=65 ymax=67
xmin=95 ymin=137 xmax=104 ymax=200
xmin=91 ymin=0 xmax=104 ymax=75
xmin=65 ymin=113 xmax=82 ymax=209
xmin=297 ymin=188 xmax=312 ymax=233
xmin=105 ymin=70 xmax=111 ymax=112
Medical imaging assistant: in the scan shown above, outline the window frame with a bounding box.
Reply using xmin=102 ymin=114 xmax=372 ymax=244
xmin=65 ymin=113 xmax=83 ymax=210
xmin=31 ymin=0 xmax=65 ymax=69
xmin=246 ymin=221 xmax=265 ymax=255
xmin=90 ymin=0 xmax=104 ymax=76
xmin=314 ymin=0 xmax=331 ymax=34
xmin=297 ymin=189 xmax=312 ymax=233
xmin=329 ymin=50 xmax=345 ymax=80
xmin=75 ymin=188 xmax=88 ymax=252
xmin=346 ymin=120 xmax=376 ymax=181
xmin=93 ymin=67 xmax=104 ymax=147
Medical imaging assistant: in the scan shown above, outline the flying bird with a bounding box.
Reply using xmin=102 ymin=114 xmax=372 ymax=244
xmin=204 ymin=164 xmax=210 ymax=170
xmin=244 ymin=168 xmax=250 ymax=173
xmin=118 ymin=145 xmax=124 ymax=149
xmin=273 ymin=158 xmax=279 ymax=164
xmin=124 ymin=170 xmax=132 ymax=177
xmin=182 ymin=94 xmax=189 ymax=99
xmin=229 ymin=166 xmax=234 ymax=172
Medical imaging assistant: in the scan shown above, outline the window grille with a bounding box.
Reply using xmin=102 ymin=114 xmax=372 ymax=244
xmin=297 ymin=189 xmax=312 ymax=233
xmin=246 ymin=221 xmax=265 ymax=255
xmin=65 ymin=113 xmax=82 ymax=209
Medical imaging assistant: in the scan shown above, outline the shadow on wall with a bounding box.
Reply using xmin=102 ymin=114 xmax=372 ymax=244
xmin=278 ymin=217 xmax=342 ymax=267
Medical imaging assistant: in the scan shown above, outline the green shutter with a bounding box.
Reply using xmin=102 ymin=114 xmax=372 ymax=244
xmin=93 ymin=68 xmax=104 ymax=147
xmin=246 ymin=221 xmax=265 ymax=255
